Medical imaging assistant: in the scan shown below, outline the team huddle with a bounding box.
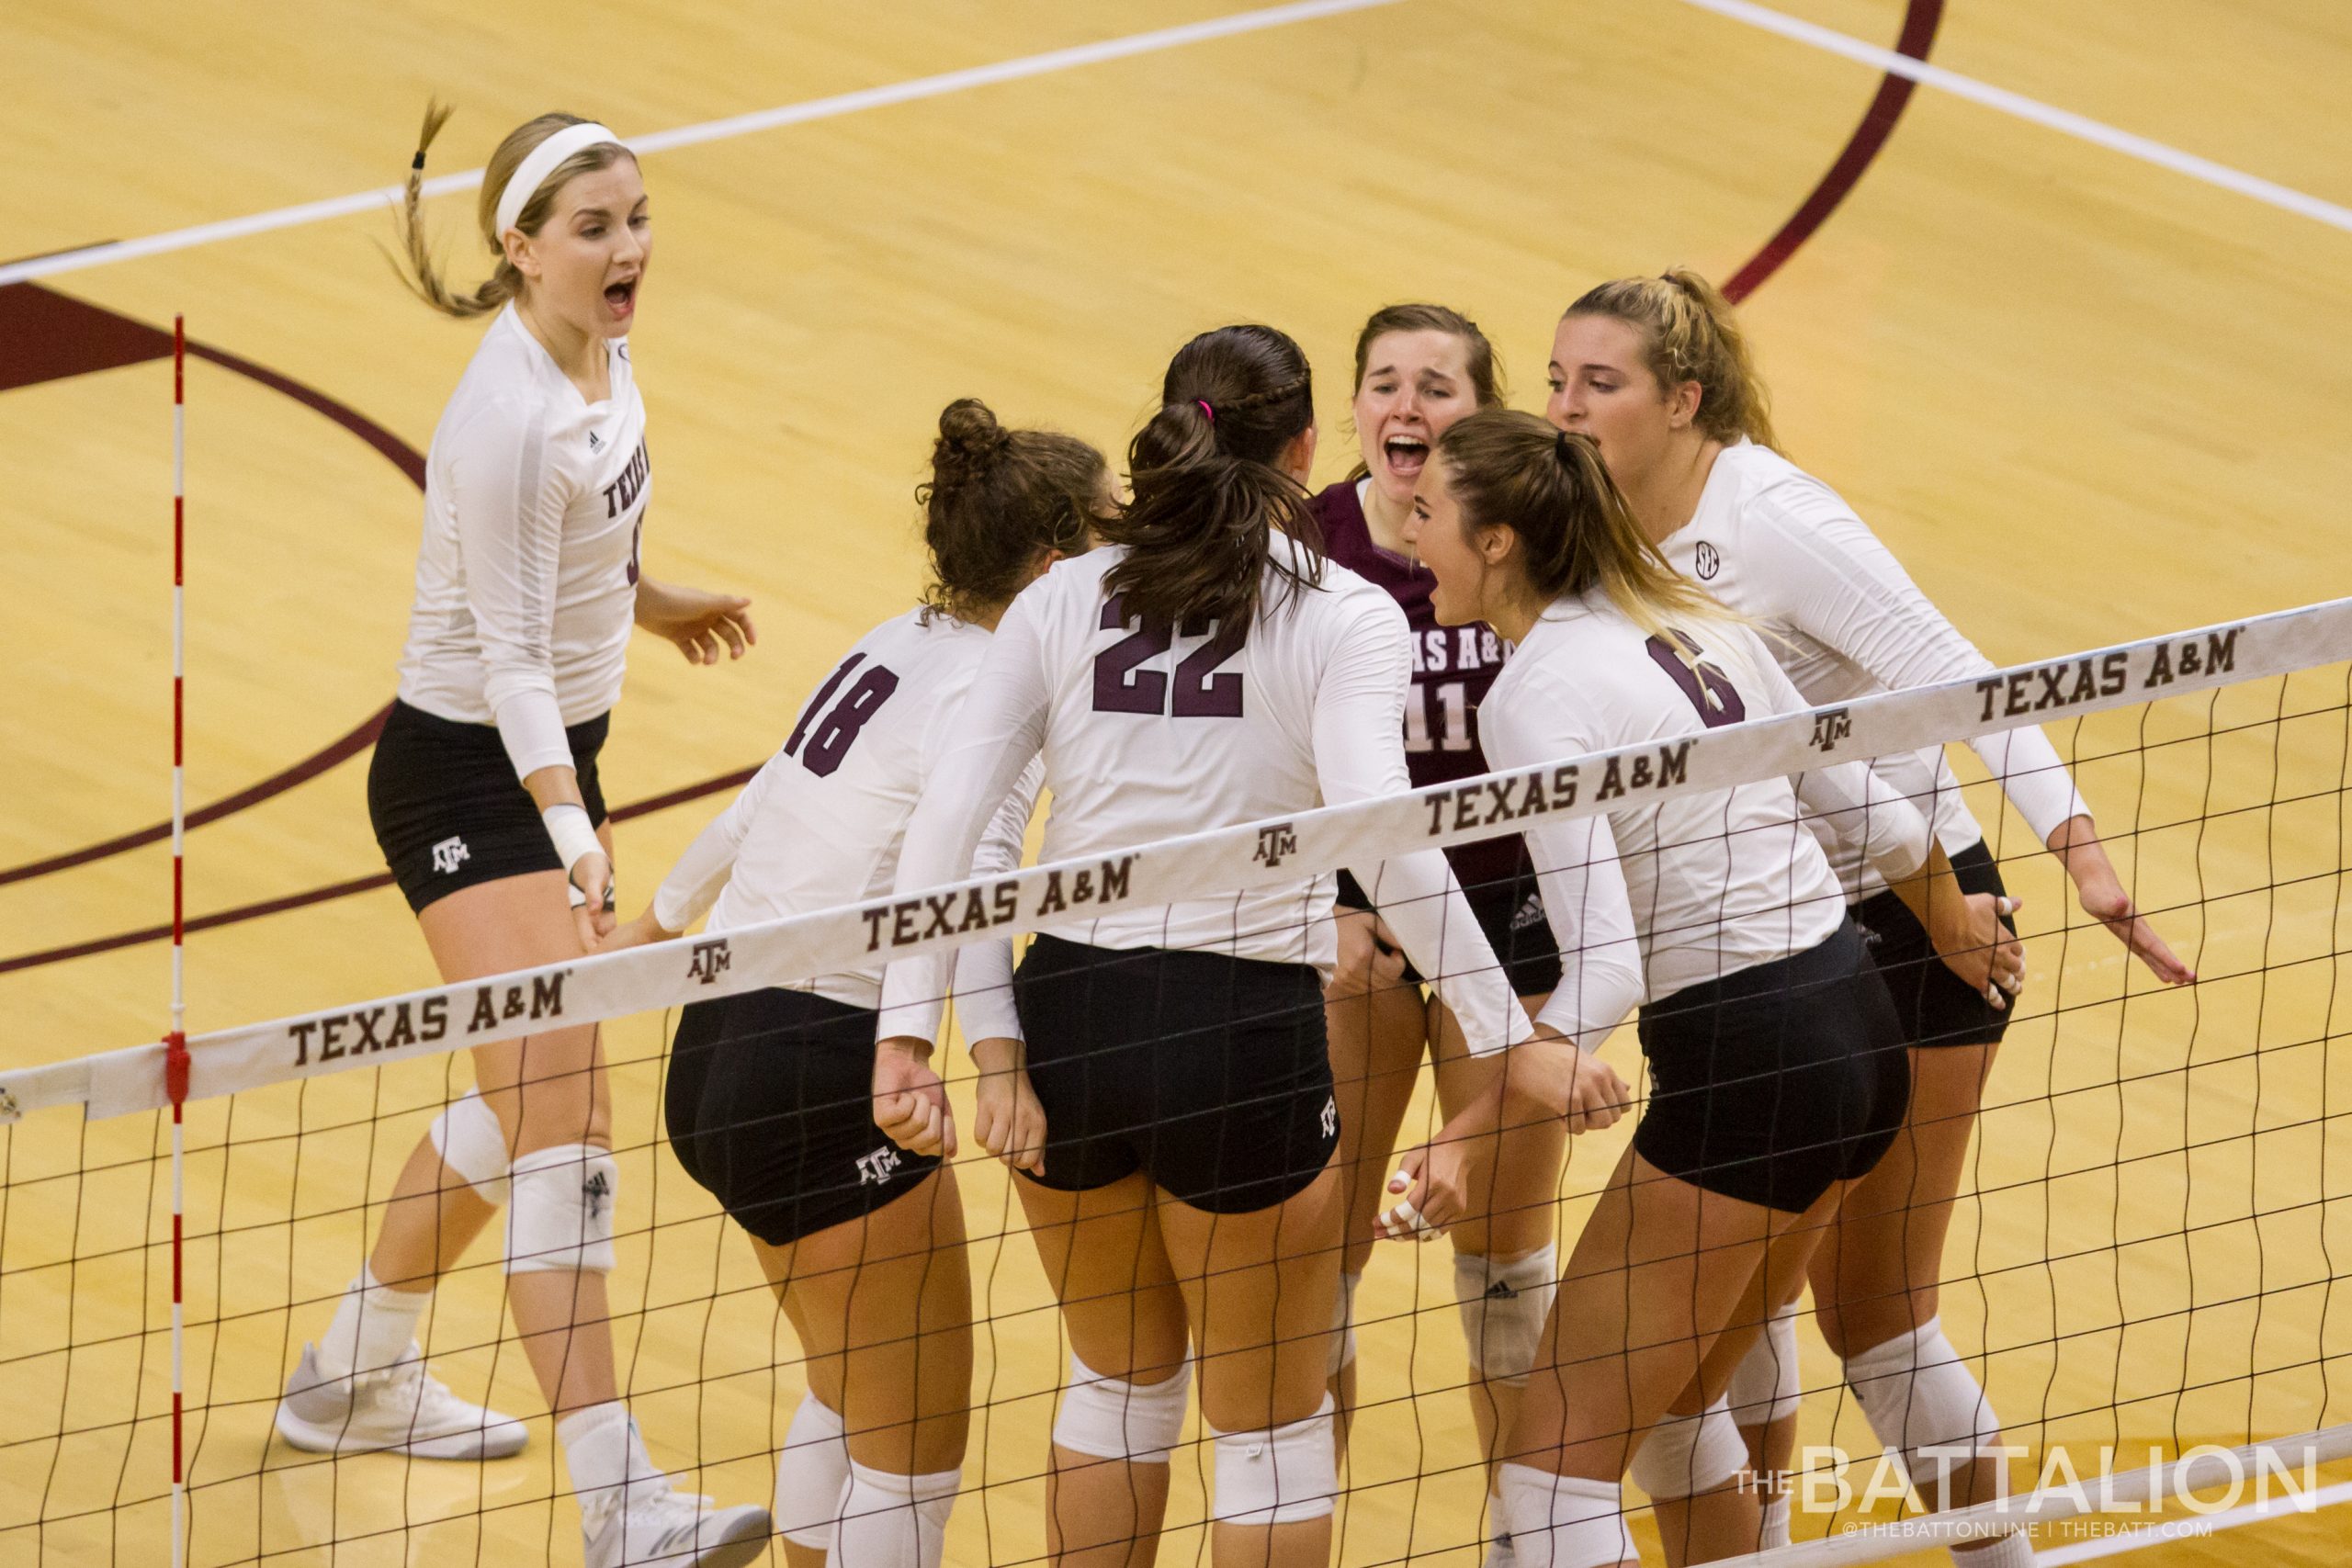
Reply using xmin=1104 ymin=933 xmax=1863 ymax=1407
xmin=270 ymin=109 xmax=2196 ymax=1568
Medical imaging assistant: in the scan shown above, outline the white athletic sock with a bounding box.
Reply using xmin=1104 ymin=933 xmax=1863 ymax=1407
xmin=315 ymin=1265 xmax=430 ymax=1381
xmin=836 ymin=1461 xmax=960 ymax=1568
xmin=559 ymin=1402 xmax=665 ymax=1528
xmin=1758 ymin=1493 xmax=1791 ymax=1549
xmin=1952 ymin=1530 xmax=2035 ymax=1567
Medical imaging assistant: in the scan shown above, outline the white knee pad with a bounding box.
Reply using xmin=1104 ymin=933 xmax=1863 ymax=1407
xmin=1496 ymin=1467 xmax=1635 ymax=1568
xmin=1455 ymin=1245 xmax=1556 ymax=1387
xmin=1328 ymin=1271 xmax=1362 ymax=1379
xmin=1843 ymin=1316 xmax=2006 ymax=1502
xmin=1627 ymin=1396 xmax=1746 ymax=1501
xmin=1725 ymin=1300 xmax=1803 ymax=1428
xmin=836 ymin=1460 xmax=959 ymax=1568
xmin=1054 ymin=1354 xmax=1190 ymax=1464
xmin=1209 ymin=1395 xmax=1337 ymax=1525
xmin=775 ymin=1394 xmax=850 ymax=1550
xmin=429 ymin=1089 xmax=512 ymax=1206
xmin=505 ymin=1144 xmax=617 ymax=1275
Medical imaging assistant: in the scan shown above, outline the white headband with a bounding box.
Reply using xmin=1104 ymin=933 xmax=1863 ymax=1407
xmin=494 ymin=122 xmax=626 ymax=239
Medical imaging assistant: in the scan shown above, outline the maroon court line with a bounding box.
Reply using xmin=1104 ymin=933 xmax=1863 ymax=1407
xmin=3 ymin=0 xmax=1944 ymax=969
xmin=0 ymin=287 xmax=416 ymax=886
xmin=0 ymin=765 xmax=762 ymax=975
xmin=1723 ymin=0 xmax=1944 ymax=302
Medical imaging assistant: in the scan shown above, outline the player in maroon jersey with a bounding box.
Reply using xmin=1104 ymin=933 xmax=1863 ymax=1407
xmin=1311 ymin=305 xmax=1565 ymax=1552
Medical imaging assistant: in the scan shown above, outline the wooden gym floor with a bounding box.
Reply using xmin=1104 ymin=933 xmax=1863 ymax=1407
xmin=4 ymin=1 xmax=2351 ymax=1562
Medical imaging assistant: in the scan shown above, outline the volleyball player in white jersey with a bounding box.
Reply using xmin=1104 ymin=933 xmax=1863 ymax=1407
xmin=596 ymin=401 xmax=1103 ymax=1568
xmin=874 ymin=326 xmax=1622 ymax=1568
xmin=272 ymin=107 xmax=766 ymax=1567
xmin=1399 ymin=411 xmax=2021 ymax=1568
xmin=1545 ymin=271 xmax=2194 ymax=1561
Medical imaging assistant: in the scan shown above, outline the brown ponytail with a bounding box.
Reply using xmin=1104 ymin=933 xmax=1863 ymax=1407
xmin=917 ymin=399 xmax=1104 ymax=625
xmin=391 ymin=102 xmax=637 ymax=319
xmin=1564 ymin=268 xmax=1780 ymax=452
xmin=1096 ymin=324 xmax=1323 ymax=645
xmin=1436 ymin=410 xmax=1731 ymax=641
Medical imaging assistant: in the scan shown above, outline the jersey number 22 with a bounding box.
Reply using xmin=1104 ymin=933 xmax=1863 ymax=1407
xmin=1091 ymin=598 xmax=1245 ymax=716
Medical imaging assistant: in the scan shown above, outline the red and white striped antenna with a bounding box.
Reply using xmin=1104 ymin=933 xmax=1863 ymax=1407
xmin=164 ymin=314 xmax=190 ymax=1568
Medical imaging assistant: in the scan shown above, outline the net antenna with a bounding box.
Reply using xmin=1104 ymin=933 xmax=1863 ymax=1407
xmin=165 ymin=313 xmax=191 ymax=1568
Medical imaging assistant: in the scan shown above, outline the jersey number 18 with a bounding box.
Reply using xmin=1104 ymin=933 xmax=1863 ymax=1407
xmin=784 ymin=652 xmax=901 ymax=777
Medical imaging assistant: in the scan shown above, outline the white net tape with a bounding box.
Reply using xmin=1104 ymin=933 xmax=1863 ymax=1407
xmin=6 ymin=599 xmax=2338 ymax=1127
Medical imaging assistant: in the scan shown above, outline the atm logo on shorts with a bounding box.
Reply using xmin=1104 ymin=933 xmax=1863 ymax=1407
xmin=856 ymin=1145 xmax=904 ymax=1186
xmin=1254 ymin=823 xmax=1299 ymax=869
xmin=688 ymin=939 xmax=731 ymax=985
xmin=431 ymin=836 xmax=469 ymax=874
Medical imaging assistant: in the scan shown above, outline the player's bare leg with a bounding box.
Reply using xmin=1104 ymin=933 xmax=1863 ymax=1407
xmin=1159 ymin=1163 xmax=1346 ymax=1568
xmin=1430 ymin=992 xmax=1568 ymax=1562
xmin=755 ymin=1167 xmax=973 ymax=1568
xmin=1325 ymin=965 xmax=1430 ymax=1459
xmin=1498 ymin=1149 xmax=1845 ymax=1568
xmin=1808 ymin=1043 xmax=2023 ymax=1565
xmin=1020 ymin=1169 xmax=1189 ymax=1568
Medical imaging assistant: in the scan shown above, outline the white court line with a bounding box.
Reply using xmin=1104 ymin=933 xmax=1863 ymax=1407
xmin=11 ymin=0 xmax=2346 ymax=292
xmin=1672 ymin=0 xmax=2352 ymax=235
xmin=0 ymin=0 xmax=1398 ymax=289
xmin=2031 ymin=1476 xmax=2352 ymax=1563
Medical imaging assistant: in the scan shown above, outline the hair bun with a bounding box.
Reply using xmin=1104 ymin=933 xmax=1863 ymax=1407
xmin=937 ymin=398 xmax=1011 ymax=460
xmin=931 ymin=398 xmax=1012 ymax=493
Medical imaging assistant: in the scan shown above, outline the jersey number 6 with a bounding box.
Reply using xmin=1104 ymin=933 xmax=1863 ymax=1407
xmin=1645 ymin=630 xmax=1746 ymax=728
xmin=784 ymin=652 xmax=902 ymax=777
xmin=1092 ymin=597 xmax=1245 ymax=716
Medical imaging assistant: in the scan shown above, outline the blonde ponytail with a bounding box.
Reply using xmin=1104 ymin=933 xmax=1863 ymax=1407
xmin=1565 ymin=269 xmax=1780 ymax=453
xmin=390 ymin=103 xmax=634 ymax=320
xmin=1437 ymin=411 xmax=1737 ymax=644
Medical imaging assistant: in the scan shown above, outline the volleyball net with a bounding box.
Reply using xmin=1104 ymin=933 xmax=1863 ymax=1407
xmin=4 ymin=598 xmax=2350 ymax=1566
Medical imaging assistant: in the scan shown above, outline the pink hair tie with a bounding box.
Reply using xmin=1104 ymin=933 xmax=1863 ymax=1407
xmin=1195 ymin=400 xmax=1216 ymax=423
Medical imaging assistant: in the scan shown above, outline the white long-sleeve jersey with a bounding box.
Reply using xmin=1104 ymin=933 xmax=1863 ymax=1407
xmin=1479 ymin=587 xmax=1930 ymax=1049
xmin=650 ymin=606 xmax=1033 ymax=1035
xmin=876 ymin=536 xmax=1536 ymax=1057
xmin=1662 ymin=441 xmax=2087 ymax=897
xmin=395 ymin=305 xmax=650 ymax=782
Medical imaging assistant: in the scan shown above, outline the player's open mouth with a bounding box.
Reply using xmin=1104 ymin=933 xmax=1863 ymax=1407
xmin=605 ymin=278 xmax=639 ymax=315
xmin=1384 ymin=434 xmax=1429 ymax=477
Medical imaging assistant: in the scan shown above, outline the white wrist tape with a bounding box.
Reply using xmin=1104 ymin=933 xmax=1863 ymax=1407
xmin=542 ymin=804 xmax=602 ymax=876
